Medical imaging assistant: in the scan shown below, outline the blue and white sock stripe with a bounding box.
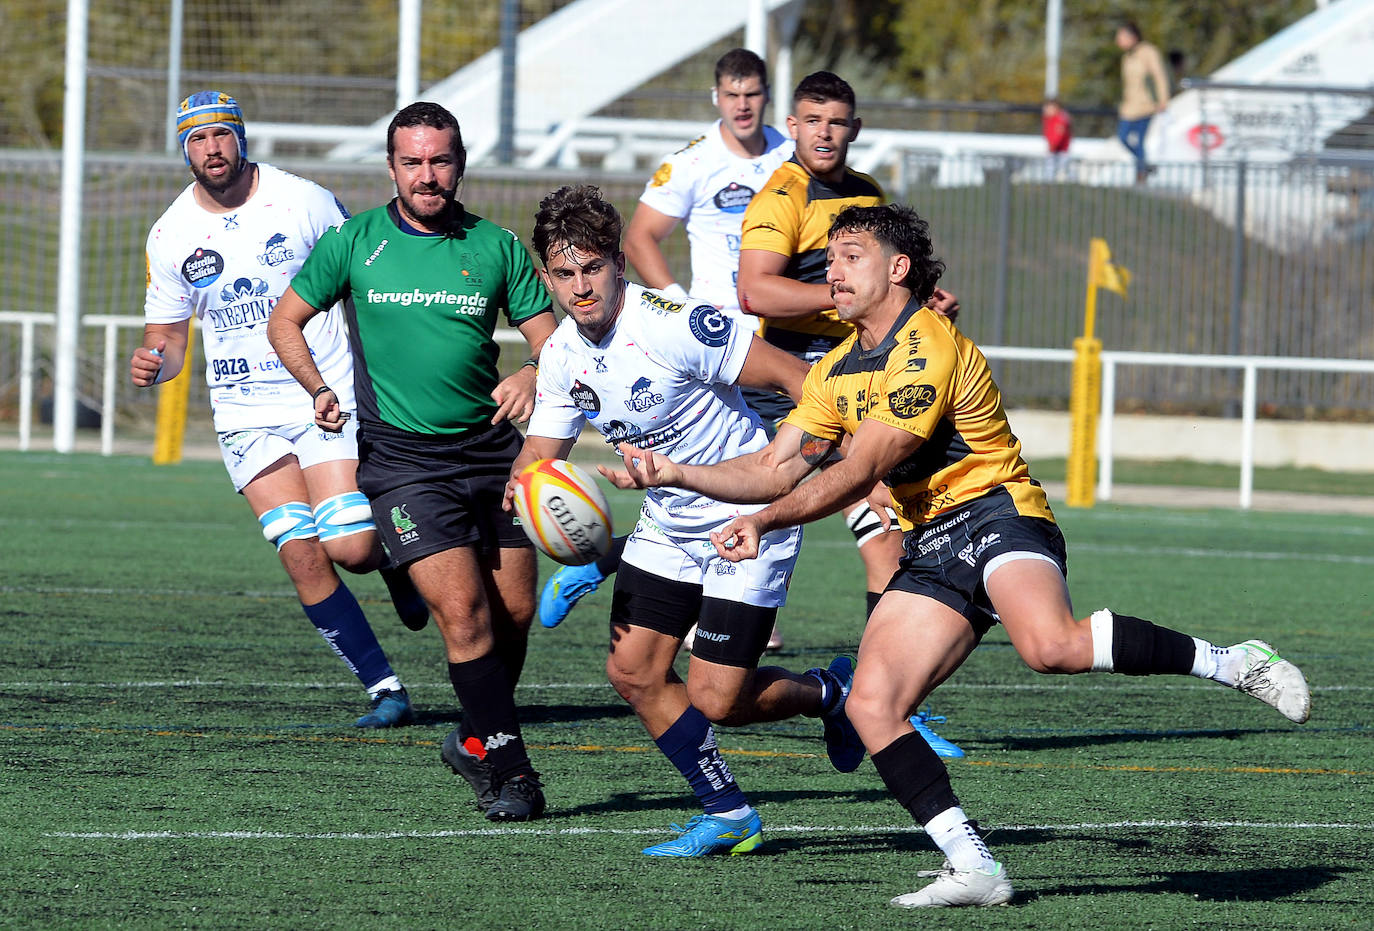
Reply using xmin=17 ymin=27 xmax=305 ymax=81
xmin=313 ymin=492 xmax=375 ymax=542
xmin=259 ymin=502 xmax=317 ymax=550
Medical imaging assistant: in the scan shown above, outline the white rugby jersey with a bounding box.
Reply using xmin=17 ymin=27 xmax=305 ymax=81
xmin=144 ymin=163 xmax=354 ymax=431
xmin=638 ymin=122 xmax=792 ymax=319
xmin=529 ymin=282 xmax=772 ymax=538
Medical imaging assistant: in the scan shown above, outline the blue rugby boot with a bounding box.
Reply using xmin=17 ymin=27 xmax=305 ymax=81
xmin=910 ymin=707 xmax=964 ymax=759
xmin=808 ymin=654 xmax=866 ymax=773
xmin=642 ymin=810 xmax=763 ymax=857
xmin=538 ymin=561 xmax=607 ymax=628
xmin=354 ymin=688 xmax=414 ymax=728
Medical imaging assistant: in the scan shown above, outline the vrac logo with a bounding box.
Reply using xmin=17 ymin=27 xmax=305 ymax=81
xmin=257 ymin=232 xmax=295 ymax=267
xmin=624 ymin=376 xmax=664 ymax=413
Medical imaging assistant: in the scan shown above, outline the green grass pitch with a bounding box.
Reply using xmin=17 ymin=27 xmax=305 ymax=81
xmin=0 ymin=450 xmax=1370 ymax=928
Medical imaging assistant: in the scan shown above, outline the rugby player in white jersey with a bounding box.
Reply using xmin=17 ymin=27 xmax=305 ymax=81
xmin=538 ymin=48 xmax=793 ymax=649
xmin=130 ymin=91 xmax=423 ymax=727
xmin=505 ymin=184 xmax=862 ymax=857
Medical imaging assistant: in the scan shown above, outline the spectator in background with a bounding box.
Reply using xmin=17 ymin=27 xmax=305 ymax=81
xmin=1042 ymin=98 xmax=1072 ymax=179
xmin=1115 ymin=20 xmax=1171 ymax=183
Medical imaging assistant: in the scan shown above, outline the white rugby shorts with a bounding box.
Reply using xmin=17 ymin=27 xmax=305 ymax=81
xmin=621 ymin=511 xmax=801 ymax=609
xmin=216 ymin=418 xmax=360 ymax=492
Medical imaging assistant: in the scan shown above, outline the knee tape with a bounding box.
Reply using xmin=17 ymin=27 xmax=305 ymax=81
xmin=846 ymin=502 xmax=898 ymax=549
xmin=259 ymin=501 xmax=317 ymax=550
xmin=313 ymin=492 xmax=375 ymax=542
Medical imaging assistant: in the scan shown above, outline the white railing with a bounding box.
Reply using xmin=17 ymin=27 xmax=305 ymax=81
xmin=4 ymin=313 xmax=1372 ymax=509
xmin=0 ymin=312 xmax=526 ymax=456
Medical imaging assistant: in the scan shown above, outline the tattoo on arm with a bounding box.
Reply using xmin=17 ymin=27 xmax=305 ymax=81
xmin=799 ymin=431 xmax=835 ymax=467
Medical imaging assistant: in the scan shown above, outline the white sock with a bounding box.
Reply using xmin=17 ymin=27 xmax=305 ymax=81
xmin=367 ymin=675 xmax=403 ymax=696
xmin=714 ymin=804 xmax=754 ymax=822
xmin=924 ymin=806 xmax=996 ymax=872
xmin=1191 ymin=639 xmax=1242 ymax=685
xmin=1089 ymin=609 xmax=1115 ymax=672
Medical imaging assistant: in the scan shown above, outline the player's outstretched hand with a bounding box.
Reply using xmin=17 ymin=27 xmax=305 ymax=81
xmin=129 ymin=340 xmax=166 ymax=387
xmin=710 ymin=516 xmax=762 ymax=562
xmin=598 ymin=443 xmax=684 ymax=490
xmin=490 ymin=366 xmax=538 ymax=424
xmin=929 ymin=287 xmax=959 ymax=323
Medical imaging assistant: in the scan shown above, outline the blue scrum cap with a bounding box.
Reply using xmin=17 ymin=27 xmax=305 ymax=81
xmin=176 ymin=91 xmax=246 ymax=165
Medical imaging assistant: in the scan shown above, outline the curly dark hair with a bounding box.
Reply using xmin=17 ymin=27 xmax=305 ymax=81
xmin=386 ymin=101 xmax=465 ymax=174
xmin=531 ymin=185 xmax=623 ymax=264
xmin=829 ymin=204 xmax=944 ymax=301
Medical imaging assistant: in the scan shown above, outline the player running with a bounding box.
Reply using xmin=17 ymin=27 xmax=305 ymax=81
xmin=607 ymin=203 xmax=1311 ymax=905
xmin=506 ymin=184 xmax=864 ymax=856
xmin=131 ymin=91 xmax=422 ymax=728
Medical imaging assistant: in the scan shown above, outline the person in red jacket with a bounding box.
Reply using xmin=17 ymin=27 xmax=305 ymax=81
xmin=1042 ymin=98 xmax=1072 ymax=179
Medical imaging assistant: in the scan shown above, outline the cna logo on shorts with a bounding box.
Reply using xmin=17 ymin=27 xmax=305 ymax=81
xmin=391 ymin=504 xmax=420 ymax=546
xmin=182 ymin=248 xmax=225 ymax=288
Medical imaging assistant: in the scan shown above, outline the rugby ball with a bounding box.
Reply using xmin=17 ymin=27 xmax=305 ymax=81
xmin=513 ymin=458 xmax=614 ymax=566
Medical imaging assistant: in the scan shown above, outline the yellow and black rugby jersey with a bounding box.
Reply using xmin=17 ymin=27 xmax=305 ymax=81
xmin=739 ymin=156 xmax=884 ymax=353
xmin=783 ymin=299 xmax=1054 ymax=530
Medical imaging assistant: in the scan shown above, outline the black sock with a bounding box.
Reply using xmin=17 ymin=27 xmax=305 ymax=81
xmin=1111 ymin=612 xmax=1196 ymax=675
xmin=594 ymin=534 xmax=628 ymax=577
xmin=871 ymin=730 xmax=959 ymax=825
xmin=448 ymin=653 xmax=534 ymax=783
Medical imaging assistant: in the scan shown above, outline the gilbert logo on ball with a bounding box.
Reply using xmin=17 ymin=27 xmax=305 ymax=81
xmin=513 ymin=459 xmax=613 ymax=565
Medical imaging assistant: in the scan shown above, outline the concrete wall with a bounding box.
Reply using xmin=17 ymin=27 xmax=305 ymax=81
xmin=1011 ymin=410 xmax=1374 ymax=474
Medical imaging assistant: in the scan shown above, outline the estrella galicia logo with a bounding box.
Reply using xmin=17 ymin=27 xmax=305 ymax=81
xmin=219 ymin=277 xmax=271 ymax=303
xmin=602 ymin=420 xmax=644 ymax=446
xmin=713 ymin=182 xmax=755 ymax=214
xmin=570 ymin=379 xmax=601 ymax=417
xmin=182 ymin=248 xmax=225 ymax=288
xmin=625 ymin=376 xmax=665 ymax=413
xmin=257 ymin=232 xmax=295 ymax=267
xmin=888 ymin=383 xmax=937 ymax=419
xmin=689 ymin=304 xmax=731 ymax=347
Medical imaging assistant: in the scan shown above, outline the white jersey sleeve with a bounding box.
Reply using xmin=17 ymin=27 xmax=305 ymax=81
xmin=527 ymin=320 xmax=589 ymax=442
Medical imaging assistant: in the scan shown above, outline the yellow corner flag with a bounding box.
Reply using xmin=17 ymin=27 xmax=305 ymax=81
xmin=1090 ymin=237 xmax=1131 ymax=297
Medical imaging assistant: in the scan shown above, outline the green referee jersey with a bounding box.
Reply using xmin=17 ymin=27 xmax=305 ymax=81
xmin=291 ymin=200 xmax=552 ymax=435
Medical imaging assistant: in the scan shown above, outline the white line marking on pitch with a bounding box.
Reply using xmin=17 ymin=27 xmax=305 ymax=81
xmin=1 ymin=680 xmax=1363 ymax=692
xmin=45 ymin=820 xmax=1373 ymax=841
xmin=804 ymin=541 xmax=1374 ymax=564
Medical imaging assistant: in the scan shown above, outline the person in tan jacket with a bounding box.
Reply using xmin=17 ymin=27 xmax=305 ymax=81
xmin=1115 ymin=20 xmax=1170 ymax=182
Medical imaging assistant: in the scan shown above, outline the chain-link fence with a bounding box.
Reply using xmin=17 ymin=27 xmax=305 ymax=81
xmin=2 ymin=149 xmax=1372 ymax=435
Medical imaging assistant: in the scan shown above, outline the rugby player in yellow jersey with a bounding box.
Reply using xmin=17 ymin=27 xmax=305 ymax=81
xmin=605 ymin=204 xmax=1311 ymax=909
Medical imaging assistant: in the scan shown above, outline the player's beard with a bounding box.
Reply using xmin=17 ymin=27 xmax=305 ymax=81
xmin=396 ymin=182 xmax=458 ymax=226
xmin=192 ymin=156 xmax=247 ymax=195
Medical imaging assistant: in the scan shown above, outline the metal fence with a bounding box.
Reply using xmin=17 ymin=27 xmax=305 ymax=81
xmin=1 ymin=150 xmax=1372 ymax=434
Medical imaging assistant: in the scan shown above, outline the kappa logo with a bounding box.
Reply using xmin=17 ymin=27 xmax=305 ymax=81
xmin=624 ymin=376 xmax=665 ymax=412
xmin=484 ymin=732 xmax=518 ymax=751
xmin=888 ymin=383 xmax=937 ymax=419
xmin=257 ymin=232 xmax=295 ymax=267
xmin=364 ymin=239 xmax=388 ymax=266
